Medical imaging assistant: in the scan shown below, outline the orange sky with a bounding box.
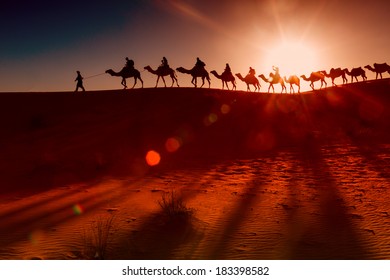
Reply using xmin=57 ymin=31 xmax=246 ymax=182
xmin=0 ymin=0 xmax=389 ymax=92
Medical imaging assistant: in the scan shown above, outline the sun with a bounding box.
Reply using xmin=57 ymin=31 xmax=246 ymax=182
xmin=263 ymin=40 xmax=319 ymax=77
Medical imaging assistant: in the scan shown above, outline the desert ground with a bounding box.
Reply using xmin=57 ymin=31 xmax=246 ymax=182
xmin=0 ymin=79 xmax=389 ymax=259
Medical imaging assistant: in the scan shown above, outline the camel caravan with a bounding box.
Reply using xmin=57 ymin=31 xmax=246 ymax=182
xmin=104 ymin=57 xmax=390 ymax=93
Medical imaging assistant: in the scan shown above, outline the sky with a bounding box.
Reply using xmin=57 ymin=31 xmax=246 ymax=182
xmin=1 ymin=0 xmax=390 ymax=92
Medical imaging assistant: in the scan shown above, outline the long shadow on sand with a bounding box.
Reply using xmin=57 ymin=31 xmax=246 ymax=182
xmin=284 ymin=141 xmax=371 ymax=259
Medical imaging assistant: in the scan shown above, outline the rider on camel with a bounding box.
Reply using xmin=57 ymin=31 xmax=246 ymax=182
xmin=248 ymin=67 xmax=256 ymax=77
xmin=125 ymin=57 xmax=134 ymax=70
xmin=223 ymin=63 xmax=232 ymax=76
xmin=195 ymin=57 xmax=206 ymax=69
xmin=159 ymin=57 xmax=169 ymax=71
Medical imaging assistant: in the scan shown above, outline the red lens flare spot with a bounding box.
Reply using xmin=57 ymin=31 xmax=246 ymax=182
xmin=221 ymin=104 xmax=231 ymax=114
xmin=145 ymin=150 xmax=161 ymax=166
xmin=165 ymin=137 xmax=181 ymax=153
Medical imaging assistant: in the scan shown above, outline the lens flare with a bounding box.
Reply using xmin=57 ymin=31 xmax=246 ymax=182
xmin=165 ymin=137 xmax=181 ymax=153
xmin=204 ymin=113 xmax=218 ymax=126
xmin=72 ymin=204 xmax=84 ymax=215
xmin=221 ymin=104 xmax=231 ymax=114
xmin=145 ymin=150 xmax=161 ymax=166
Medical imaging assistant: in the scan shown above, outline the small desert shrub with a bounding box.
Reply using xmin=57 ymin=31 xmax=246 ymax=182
xmin=158 ymin=190 xmax=193 ymax=222
xmin=83 ymin=214 xmax=116 ymax=259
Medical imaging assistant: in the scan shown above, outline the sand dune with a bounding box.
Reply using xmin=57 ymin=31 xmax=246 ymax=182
xmin=0 ymin=80 xmax=389 ymax=259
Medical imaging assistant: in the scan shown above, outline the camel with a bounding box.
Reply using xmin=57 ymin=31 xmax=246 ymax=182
xmin=321 ymin=68 xmax=347 ymax=86
xmin=176 ymin=66 xmax=210 ymax=88
xmin=343 ymin=67 xmax=367 ymax=83
xmin=210 ymin=70 xmax=236 ymax=90
xmin=105 ymin=67 xmax=143 ymax=89
xmin=258 ymin=73 xmax=287 ymax=93
xmin=283 ymin=75 xmax=300 ymax=93
xmin=300 ymin=71 xmax=327 ymax=90
xmin=144 ymin=65 xmax=179 ymax=87
xmin=235 ymin=73 xmax=260 ymax=92
xmin=364 ymin=63 xmax=390 ymax=79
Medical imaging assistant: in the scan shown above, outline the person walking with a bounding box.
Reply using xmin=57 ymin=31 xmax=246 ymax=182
xmin=75 ymin=71 xmax=85 ymax=92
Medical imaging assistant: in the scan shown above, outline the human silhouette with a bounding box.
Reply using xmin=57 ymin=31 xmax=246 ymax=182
xmin=195 ymin=57 xmax=206 ymax=69
xmin=160 ymin=57 xmax=169 ymax=69
xmin=74 ymin=71 xmax=85 ymax=92
xmin=125 ymin=57 xmax=134 ymax=70
xmin=248 ymin=67 xmax=256 ymax=77
xmin=223 ymin=63 xmax=232 ymax=76
xmin=272 ymin=66 xmax=280 ymax=78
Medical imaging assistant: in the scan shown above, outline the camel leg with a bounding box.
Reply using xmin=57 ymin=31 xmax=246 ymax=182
xmin=121 ymin=78 xmax=127 ymax=89
xmin=161 ymin=76 xmax=167 ymax=87
xmin=132 ymin=77 xmax=137 ymax=89
xmin=310 ymin=82 xmax=314 ymax=90
xmin=174 ymin=76 xmax=179 ymax=87
xmin=170 ymin=74 xmax=175 ymax=87
xmin=268 ymin=84 xmax=273 ymax=93
xmin=140 ymin=77 xmax=144 ymax=88
xmin=191 ymin=77 xmax=197 ymax=87
xmin=155 ymin=76 xmax=160 ymax=88
xmin=282 ymin=84 xmax=286 ymax=94
xmin=200 ymin=77 xmax=205 ymax=88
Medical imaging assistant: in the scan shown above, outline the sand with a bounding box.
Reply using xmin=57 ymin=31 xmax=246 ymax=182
xmin=0 ymin=80 xmax=389 ymax=259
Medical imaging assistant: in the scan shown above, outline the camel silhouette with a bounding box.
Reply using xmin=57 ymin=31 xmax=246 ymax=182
xmin=321 ymin=68 xmax=347 ymax=86
xmin=106 ymin=67 xmax=144 ymax=89
xmin=235 ymin=73 xmax=260 ymax=92
xmin=258 ymin=73 xmax=287 ymax=93
xmin=283 ymin=75 xmax=300 ymax=93
xmin=364 ymin=63 xmax=390 ymax=79
xmin=300 ymin=72 xmax=327 ymax=90
xmin=176 ymin=66 xmax=210 ymax=88
xmin=210 ymin=70 xmax=236 ymax=90
xmin=343 ymin=67 xmax=367 ymax=83
xmin=144 ymin=65 xmax=179 ymax=87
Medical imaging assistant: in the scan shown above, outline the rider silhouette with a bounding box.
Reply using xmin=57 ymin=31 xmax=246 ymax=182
xmin=161 ymin=57 xmax=169 ymax=68
xmin=223 ymin=63 xmax=232 ymax=75
xmin=125 ymin=57 xmax=134 ymax=69
xmin=195 ymin=57 xmax=206 ymax=68
xmin=272 ymin=66 xmax=280 ymax=77
xmin=248 ymin=67 xmax=256 ymax=76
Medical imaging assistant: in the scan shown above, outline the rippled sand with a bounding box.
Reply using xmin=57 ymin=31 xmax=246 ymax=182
xmin=0 ymin=81 xmax=389 ymax=259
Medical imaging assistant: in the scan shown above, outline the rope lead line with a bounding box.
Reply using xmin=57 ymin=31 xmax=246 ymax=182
xmin=84 ymin=72 xmax=106 ymax=79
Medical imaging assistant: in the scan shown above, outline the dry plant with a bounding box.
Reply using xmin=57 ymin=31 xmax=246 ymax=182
xmin=83 ymin=214 xmax=116 ymax=259
xmin=158 ymin=190 xmax=193 ymax=222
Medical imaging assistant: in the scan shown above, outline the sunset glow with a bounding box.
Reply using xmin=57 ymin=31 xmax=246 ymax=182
xmin=1 ymin=0 xmax=390 ymax=266
xmin=263 ymin=40 xmax=319 ymax=77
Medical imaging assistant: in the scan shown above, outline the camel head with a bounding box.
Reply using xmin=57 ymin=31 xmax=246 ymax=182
xmin=364 ymin=65 xmax=373 ymax=71
xmin=105 ymin=69 xmax=115 ymax=76
xmin=176 ymin=67 xmax=186 ymax=73
xmin=300 ymin=75 xmax=309 ymax=81
xmin=235 ymin=73 xmax=244 ymax=79
xmin=144 ymin=65 xmax=152 ymax=70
